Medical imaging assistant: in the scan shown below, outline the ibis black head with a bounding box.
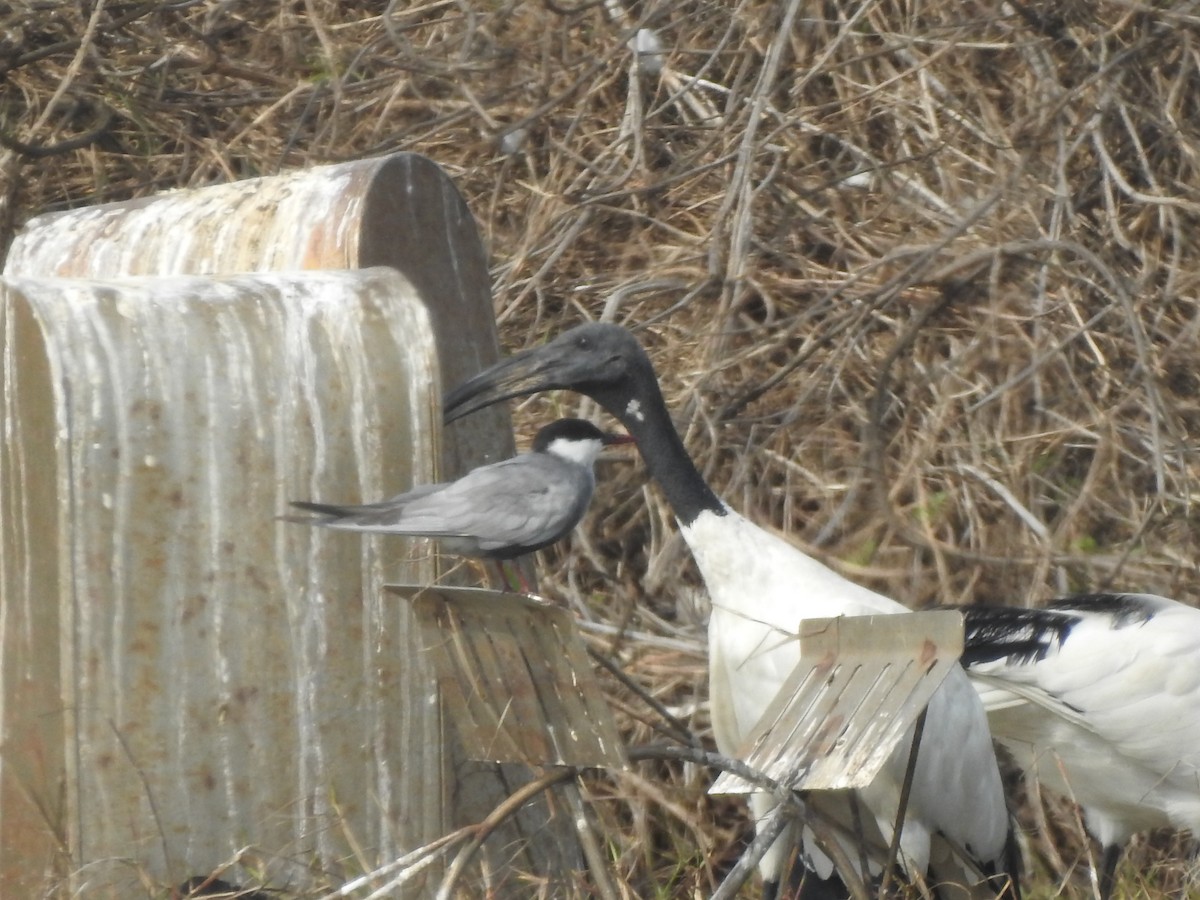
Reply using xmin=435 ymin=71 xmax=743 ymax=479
xmin=445 ymin=322 xmax=722 ymax=522
xmin=444 ymin=323 xmax=660 ymax=427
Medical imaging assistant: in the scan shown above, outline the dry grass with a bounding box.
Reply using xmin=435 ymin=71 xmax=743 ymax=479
xmin=5 ymin=0 xmax=1200 ymax=896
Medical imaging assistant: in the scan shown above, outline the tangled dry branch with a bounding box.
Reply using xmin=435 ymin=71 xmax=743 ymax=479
xmin=5 ymin=0 xmax=1200 ymax=895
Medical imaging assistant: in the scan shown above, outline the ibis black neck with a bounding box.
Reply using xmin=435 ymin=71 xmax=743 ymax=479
xmin=592 ymin=377 xmax=724 ymax=526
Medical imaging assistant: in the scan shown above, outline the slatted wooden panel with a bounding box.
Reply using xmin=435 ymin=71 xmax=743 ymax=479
xmin=398 ymin=586 xmax=626 ymax=771
xmin=710 ymin=611 xmax=963 ymax=794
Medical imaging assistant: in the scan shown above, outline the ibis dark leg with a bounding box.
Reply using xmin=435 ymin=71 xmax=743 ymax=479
xmin=1098 ymin=842 xmax=1122 ymax=900
xmin=762 ymin=872 xmax=850 ymax=900
xmin=796 ymin=871 xmax=850 ymax=899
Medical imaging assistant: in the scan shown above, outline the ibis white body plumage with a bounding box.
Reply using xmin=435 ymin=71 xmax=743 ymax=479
xmin=961 ymin=593 xmax=1200 ymax=897
xmin=691 ymin=510 xmax=1013 ymax=891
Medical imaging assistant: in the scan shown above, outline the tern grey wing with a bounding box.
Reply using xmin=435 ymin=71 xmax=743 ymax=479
xmin=397 ymin=454 xmax=596 ymax=557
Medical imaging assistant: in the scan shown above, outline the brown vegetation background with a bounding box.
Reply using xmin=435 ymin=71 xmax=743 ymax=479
xmin=3 ymin=1 xmax=1199 ymax=895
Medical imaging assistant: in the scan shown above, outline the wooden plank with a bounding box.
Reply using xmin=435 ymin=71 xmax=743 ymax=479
xmin=551 ymin=614 xmax=619 ymax=754
xmin=453 ymin=599 xmax=555 ymax=761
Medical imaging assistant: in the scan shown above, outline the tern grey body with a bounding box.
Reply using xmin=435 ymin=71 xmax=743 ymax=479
xmin=288 ymin=418 xmax=628 ymax=561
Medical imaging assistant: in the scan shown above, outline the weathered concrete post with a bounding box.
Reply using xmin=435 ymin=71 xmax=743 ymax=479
xmin=1 ymin=268 xmax=440 ymax=894
xmin=0 ymin=155 xmax=570 ymax=896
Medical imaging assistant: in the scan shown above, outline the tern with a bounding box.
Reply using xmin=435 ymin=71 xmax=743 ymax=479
xmin=960 ymin=593 xmax=1200 ymax=898
xmin=287 ymin=417 xmax=631 ymax=587
xmin=444 ymin=322 xmax=1020 ymax=898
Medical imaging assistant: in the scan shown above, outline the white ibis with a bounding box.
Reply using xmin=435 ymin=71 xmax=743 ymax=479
xmin=960 ymin=593 xmax=1200 ymax=898
xmin=445 ymin=323 xmax=1020 ymax=898
xmin=287 ymin=417 xmax=630 ymax=587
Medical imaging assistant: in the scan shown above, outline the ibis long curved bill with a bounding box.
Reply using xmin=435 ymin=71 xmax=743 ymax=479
xmin=446 ymin=330 xmax=641 ymax=424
